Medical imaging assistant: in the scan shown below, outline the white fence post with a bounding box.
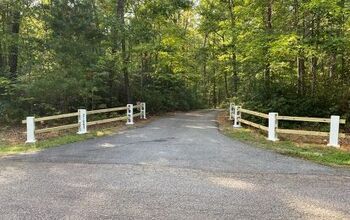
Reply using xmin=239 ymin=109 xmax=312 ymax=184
xmin=77 ymin=109 xmax=87 ymax=134
xmin=26 ymin=116 xmax=36 ymax=144
xmin=229 ymin=103 xmax=235 ymax=120
xmin=268 ymin=112 xmax=279 ymax=142
xmin=140 ymin=102 xmax=147 ymax=119
xmin=233 ymin=106 xmax=242 ymax=128
xmin=328 ymin=115 xmax=340 ymax=148
xmin=126 ymin=104 xmax=134 ymax=125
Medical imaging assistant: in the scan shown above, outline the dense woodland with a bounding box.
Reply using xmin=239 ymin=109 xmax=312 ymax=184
xmin=0 ymin=0 xmax=350 ymax=123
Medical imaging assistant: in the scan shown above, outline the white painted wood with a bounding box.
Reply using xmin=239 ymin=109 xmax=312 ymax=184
xmin=126 ymin=104 xmax=134 ymax=125
xmin=328 ymin=115 xmax=340 ymax=148
xmin=229 ymin=103 xmax=235 ymax=120
xmin=26 ymin=117 xmax=36 ymax=144
xmin=268 ymin=112 xmax=279 ymax=141
xmin=77 ymin=109 xmax=87 ymax=134
xmin=141 ymin=102 xmax=147 ymax=119
xmin=233 ymin=106 xmax=242 ymax=128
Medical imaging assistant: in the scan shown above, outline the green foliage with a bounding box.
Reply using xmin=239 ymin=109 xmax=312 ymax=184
xmin=0 ymin=0 xmax=204 ymax=123
xmin=197 ymin=0 xmax=350 ymax=120
xmin=0 ymin=0 xmax=350 ymax=125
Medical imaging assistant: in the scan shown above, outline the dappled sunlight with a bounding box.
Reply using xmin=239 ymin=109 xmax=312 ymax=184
xmin=169 ymin=118 xmax=210 ymax=123
xmin=209 ymin=177 xmax=257 ymax=191
xmin=139 ymin=157 xmax=169 ymax=166
xmin=126 ymin=133 xmax=146 ymax=138
xmin=185 ymin=113 xmax=205 ymax=117
xmin=99 ymin=143 xmax=116 ymax=148
xmin=149 ymin=127 xmax=161 ymax=130
xmin=184 ymin=125 xmax=217 ymax=130
xmin=19 ymin=151 xmax=39 ymax=156
xmin=284 ymin=196 xmax=349 ymax=219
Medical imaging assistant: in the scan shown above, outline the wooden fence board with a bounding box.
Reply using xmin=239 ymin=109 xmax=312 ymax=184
xmin=241 ymin=109 xmax=269 ymax=119
xmin=276 ymin=128 xmax=329 ymax=137
xmin=36 ymin=123 xmax=79 ymax=134
xmin=87 ymin=106 xmax=127 ymax=115
xmin=134 ymin=113 xmax=141 ymax=117
xmin=278 ymin=116 xmax=346 ymax=124
xmin=22 ymin=112 xmax=79 ymax=124
xmin=240 ymin=118 xmax=268 ymax=131
xmin=87 ymin=116 xmax=128 ymax=126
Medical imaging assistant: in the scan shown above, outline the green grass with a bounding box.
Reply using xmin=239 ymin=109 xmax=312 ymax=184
xmin=222 ymin=127 xmax=350 ymax=167
xmin=0 ymin=129 xmax=115 ymax=156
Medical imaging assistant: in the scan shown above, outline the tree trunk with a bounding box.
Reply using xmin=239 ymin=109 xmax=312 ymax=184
xmin=264 ymin=0 xmax=273 ymax=93
xmin=294 ymin=0 xmax=306 ymax=96
xmin=297 ymin=56 xmax=305 ymax=95
xmin=311 ymin=56 xmax=317 ymax=95
xmin=0 ymin=41 xmax=3 ymax=73
xmin=329 ymin=53 xmax=336 ymax=79
xmin=339 ymin=0 xmax=346 ymax=82
xmin=310 ymin=15 xmax=319 ymax=95
xmin=8 ymin=10 xmax=20 ymax=80
xmin=228 ymin=0 xmax=238 ymax=96
xmin=202 ymin=33 xmax=209 ymax=102
xmin=117 ymin=0 xmax=131 ymax=103
xmin=224 ymin=72 xmax=229 ymax=99
xmin=212 ymin=69 xmax=217 ymax=108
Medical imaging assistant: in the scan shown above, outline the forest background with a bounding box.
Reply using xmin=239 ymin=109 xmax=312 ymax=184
xmin=0 ymin=0 xmax=349 ymax=129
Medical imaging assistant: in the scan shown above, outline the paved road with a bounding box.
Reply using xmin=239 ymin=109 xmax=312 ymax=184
xmin=0 ymin=110 xmax=349 ymax=219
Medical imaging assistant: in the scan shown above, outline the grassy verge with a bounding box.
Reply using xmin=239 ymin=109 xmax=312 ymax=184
xmin=0 ymin=115 xmax=159 ymax=157
xmin=0 ymin=128 xmax=116 ymax=156
xmin=218 ymin=113 xmax=350 ymax=167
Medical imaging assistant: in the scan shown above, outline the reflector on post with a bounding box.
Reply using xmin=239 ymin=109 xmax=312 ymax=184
xmin=233 ymin=106 xmax=242 ymax=128
xmin=229 ymin=103 xmax=235 ymax=120
xmin=140 ymin=102 xmax=146 ymax=119
xmin=126 ymin=104 xmax=134 ymax=125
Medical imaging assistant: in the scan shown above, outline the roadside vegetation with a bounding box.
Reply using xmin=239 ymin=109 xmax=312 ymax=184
xmin=0 ymin=116 xmax=156 ymax=156
xmin=217 ymin=112 xmax=350 ymax=167
xmin=0 ymin=131 xmax=104 ymax=156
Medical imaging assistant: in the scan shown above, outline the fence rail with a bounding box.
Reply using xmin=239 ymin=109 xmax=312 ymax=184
xmin=241 ymin=108 xmax=269 ymax=119
xmin=36 ymin=123 xmax=79 ymax=134
xmin=21 ymin=112 xmax=79 ymax=123
xmin=276 ymin=128 xmax=329 ymax=137
xmin=277 ymin=115 xmax=346 ymax=124
xmin=23 ymin=103 xmax=147 ymax=143
xmin=240 ymin=118 xmax=268 ymax=131
xmin=229 ymin=104 xmax=347 ymax=148
xmin=87 ymin=106 xmax=128 ymax=115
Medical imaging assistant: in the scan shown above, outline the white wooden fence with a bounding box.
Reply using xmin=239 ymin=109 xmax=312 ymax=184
xmin=23 ymin=102 xmax=146 ymax=143
xmin=229 ymin=103 xmax=346 ymax=148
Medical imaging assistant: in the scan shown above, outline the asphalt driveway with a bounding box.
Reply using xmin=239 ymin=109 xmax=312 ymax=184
xmin=0 ymin=110 xmax=349 ymax=219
